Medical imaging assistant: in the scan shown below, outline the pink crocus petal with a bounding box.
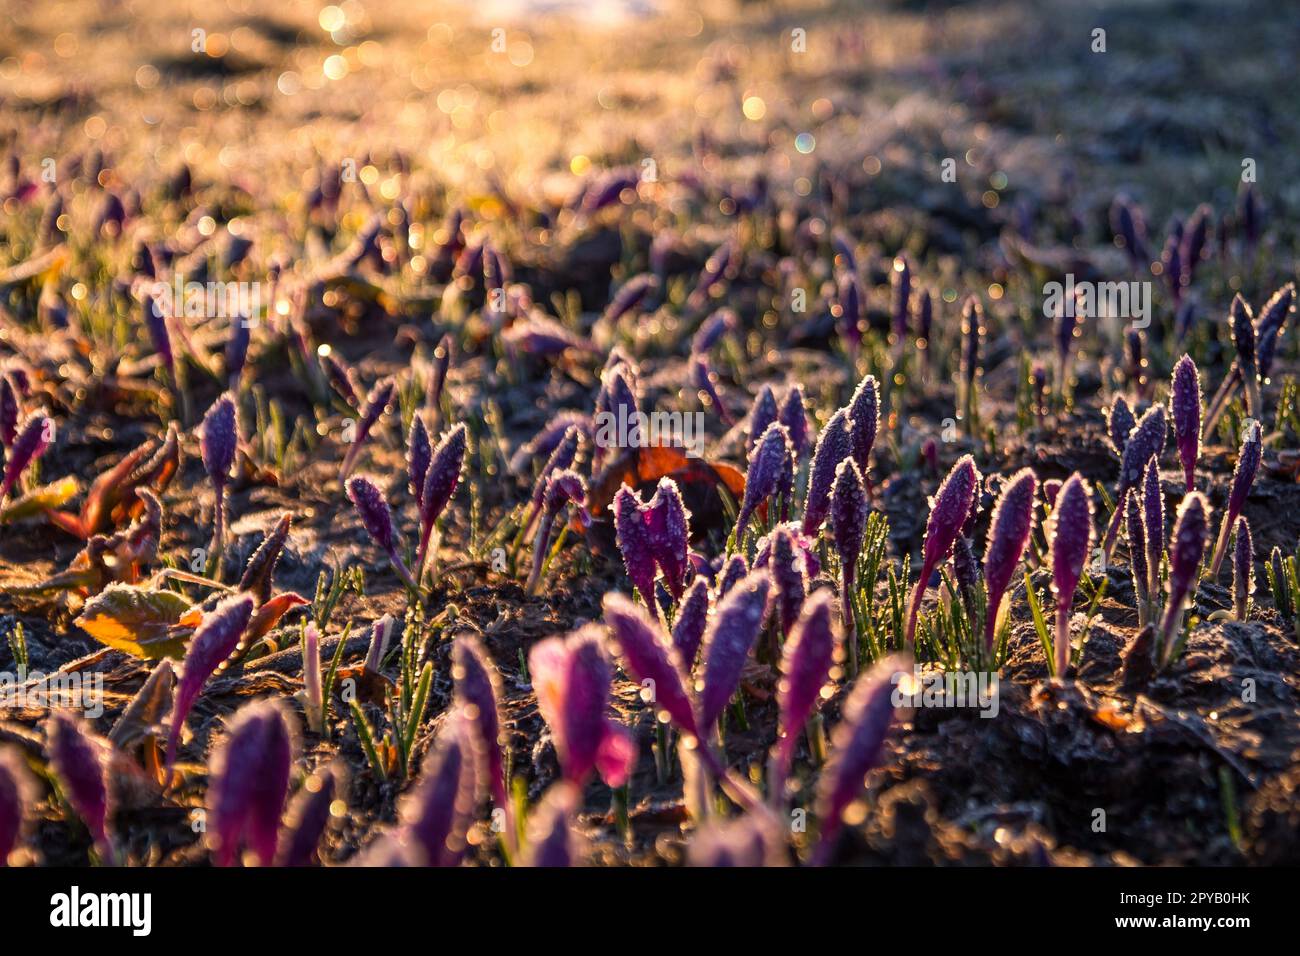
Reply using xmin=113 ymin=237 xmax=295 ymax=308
xmin=165 ymin=594 xmax=255 ymax=780
xmin=646 ymin=477 xmax=691 ymax=599
xmin=528 ymin=626 xmax=618 ymax=786
xmin=982 ymin=468 xmax=1038 ymax=648
xmin=602 ymin=592 xmax=699 ymax=739
xmin=595 ymin=723 xmax=637 ymax=788
xmin=613 ymin=484 xmax=658 ymax=615
xmin=0 ymin=412 xmax=52 ymax=500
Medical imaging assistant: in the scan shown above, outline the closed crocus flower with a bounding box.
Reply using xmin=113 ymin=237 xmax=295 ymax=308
xmin=407 ymin=414 xmax=432 ymax=509
xmin=165 ymin=594 xmax=256 ymax=779
xmin=890 ymin=254 xmax=911 ymax=343
xmin=346 ymin=476 xmax=416 ymax=590
xmin=526 ymin=469 xmax=588 ymax=594
xmin=1209 ymin=420 xmax=1262 ymax=578
xmin=982 ymin=468 xmax=1037 ymax=649
xmin=529 ymin=626 xmax=636 ymax=788
xmin=417 ymin=423 xmax=468 ymax=576
xmin=802 ymin=406 xmax=853 ymax=536
xmin=688 ymin=811 xmax=786 ymax=867
xmin=765 ymin=524 xmax=808 ymax=639
xmin=276 ymin=762 xmax=344 ymax=868
xmin=904 ymin=456 xmax=980 ymax=648
xmin=671 ymin=576 xmax=711 ymax=669
xmin=771 ymin=590 xmax=839 ymax=796
xmin=207 ymin=699 xmax=296 ymax=867
xmin=0 ymin=746 xmax=35 ymax=866
xmin=399 ymin=713 xmax=481 ymax=867
xmin=1046 ymin=474 xmax=1094 ymax=677
xmin=1102 ymin=404 xmax=1166 ymax=558
xmin=748 ymin=386 xmax=779 ymax=454
xmin=1158 ymin=492 xmax=1211 ymax=666
xmin=847 ymin=375 xmax=879 ymax=478
xmin=524 ymin=425 xmax=580 ymax=533
xmin=737 ymin=422 xmax=791 ymax=540
xmin=1126 ymin=489 xmax=1149 ymax=623
xmin=0 ymin=410 xmax=52 ymax=500
xmin=47 ymin=712 xmax=115 ymax=864
xmin=646 ymin=478 xmax=690 ymax=599
xmin=1170 ymin=355 xmax=1201 ymax=492
xmin=200 ymin=392 xmax=238 ymax=551
xmin=338 ymin=377 xmax=394 ymax=480
xmin=602 ymin=592 xmax=699 ymax=740
xmin=1230 ymin=295 xmax=1261 ymax=418
xmin=779 ymin=385 xmax=810 ymax=461
xmin=1106 ymin=395 xmax=1135 ymax=458
xmin=697 ymin=571 xmax=772 ymax=732
xmin=613 ymin=484 xmax=658 ymax=615
xmin=452 ymin=636 xmax=508 ymax=829
xmin=522 ymin=782 xmax=585 ymax=868
xmin=812 ymin=654 xmax=911 ymax=865
xmin=830 ymin=458 xmax=869 ymax=673
xmin=1142 ymin=459 xmax=1164 ymax=600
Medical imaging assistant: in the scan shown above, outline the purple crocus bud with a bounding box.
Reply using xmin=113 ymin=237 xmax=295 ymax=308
xmin=603 ymin=273 xmax=658 ymax=325
xmin=1158 ymin=492 xmax=1210 ymax=665
xmin=1126 ymin=490 xmax=1149 ymax=615
xmin=526 ymin=426 xmax=580 ymax=531
xmin=718 ymin=553 xmax=749 ymax=598
xmin=1209 ymin=419 xmax=1262 ymax=577
xmin=915 ymin=287 xmax=933 ymax=350
xmin=1230 ymin=295 xmax=1261 ymax=417
xmin=143 ymin=294 xmax=174 ymax=385
xmin=47 ymin=712 xmax=115 ymax=864
xmin=165 ymin=594 xmax=256 ymax=779
xmin=830 ymin=459 xmax=868 ymax=673
xmin=207 ymin=699 xmax=295 ymax=867
xmin=613 ymin=484 xmax=657 ymax=615
xmin=690 ymin=355 xmax=735 ymax=427
xmin=339 ymin=377 xmax=394 ymax=479
xmin=0 ymin=411 xmax=52 ymax=500
xmin=407 ymin=414 xmax=432 ymax=509
xmin=1046 ymin=474 xmax=1094 ymax=676
xmin=904 ymin=455 xmax=980 ymax=648
xmin=837 ymin=272 xmax=863 ymax=347
xmin=737 ymin=422 xmax=791 ymax=540
xmin=1110 ymin=194 xmax=1149 ymax=267
xmin=1105 ymin=395 xmax=1135 ymax=457
xmin=529 ymin=625 xmax=636 ymax=787
xmin=697 ymin=570 xmax=771 ymax=732
xmin=453 ymin=636 xmax=508 ymax=830
xmin=748 ymin=386 xmax=779 ymax=454
xmin=1181 ymin=204 xmax=1212 ymax=286
xmin=602 ymin=592 xmax=699 ymax=739
xmin=982 ymin=468 xmax=1038 ymax=649
xmin=771 ymin=590 xmax=838 ymax=794
xmin=226 ymin=317 xmax=251 ymax=390
xmin=277 ymin=762 xmax=344 ymax=867
xmin=692 ymin=307 xmax=737 ymax=356
xmin=1102 ymin=404 xmax=1166 ymax=558
xmin=890 ymin=254 xmax=911 ymax=342
xmin=0 ymin=746 xmax=34 ymax=866
xmin=0 ymin=374 xmax=20 ymax=448
xmin=802 ymin=407 xmax=853 ymax=535
xmin=322 ymin=353 xmax=360 ymax=409
xmin=1256 ymin=283 xmax=1295 ymax=380
xmin=417 ymin=423 xmax=468 ymax=576
xmin=1141 ymin=458 xmax=1163 ymax=600
xmin=847 ymin=375 xmax=879 ymax=477
xmin=646 ymin=478 xmax=691 ymax=599
xmin=812 ymin=654 xmax=911 ymax=866
xmin=671 ymin=576 xmax=711 ymax=669
xmin=779 ymin=385 xmax=809 ymax=460
xmin=400 ymin=713 xmax=480 ymax=866
xmin=346 ymin=476 xmax=416 ymax=590
xmin=1170 ymin=355 xmax=1201 ymax=492
xmin=1161 ymin=220 xmax=1184 ymax=304
xmin=1233 ymin=517 xmax=1254 ymax=621
xmin=201 ymin=392 xmax=238 ymax=488
xmin=522 ymin=782 xmax=584 ymax=867
xmin=767 ymin=525 xmax=807 ymax=638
